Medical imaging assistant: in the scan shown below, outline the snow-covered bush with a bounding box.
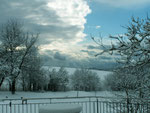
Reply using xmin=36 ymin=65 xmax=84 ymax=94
xmin=48 ymin=67 xmax=69 ymax=91
xmin=71 ymin=68 xmax=101 ymax=91
xmin=104 ymin=66 xmax=150 ymax=113
xmin=104 ymin=67 xmax=137 ymax=91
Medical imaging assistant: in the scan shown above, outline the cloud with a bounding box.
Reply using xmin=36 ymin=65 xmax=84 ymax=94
xmin=81 ymin=50 xmax=97 ymax=56
xmin=94 ymin=0 xmax=150 ymax=8
xmin=98 ymin=56 xmax=113 ymax=60
xmin=87 ymin=45 xmax=112 ymax=51
xmin=0 ymin=0 xmax=91 ymax=56
xmin=96 ymin=26 xmax=101 ymax=29
xmin=87 ymin=25 xmax=101 ymax=30
xmin=87 ymin=45 xmax=100 ymax=49
xmin=0 ymin=0 xmax=122 ymax=69
xmin=54 ymin=52 xmax=66 ymax=61
xmin=41 ymin=50 xmax=118 ymax=70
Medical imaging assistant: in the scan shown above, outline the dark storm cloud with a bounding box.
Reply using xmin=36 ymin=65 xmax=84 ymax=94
xmin=98 ymin=56 xmax=113 ymax=61
xmin=26 ymin=23 xmax=81 ymax=45
xmin=0 ymin=0 xmax=117 ymax=70
xmin=80 ymin=49 xmax=116 ymax=62
xmin=41 ymin=50 xmax=117 ymax=70
xmin=87 ymin=45 xmax=111 ymax=51
xmin=0 ymin=0 xmax=46 ymax=23
xmin=54 ymin=52 xmax=66 ymax=61
xmin=0 ymin=0 xmax=87 ymax=45
xmin=43 ymin=50 xmax=55 ymax=56
xmin=0 ymin=0 xmax=55 ymax=44
xmin=81 ymin=50 xmax=97 ymax=56
xmin=87 ymin=45 xmax=100 ymax=50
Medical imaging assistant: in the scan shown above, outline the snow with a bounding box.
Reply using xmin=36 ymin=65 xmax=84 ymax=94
xmin=39 ymin=104 xmax=82 ymax=113
xmin=0 ymin=91 xmax=119 ymax=105
xmin=0 ymin=91 xmax=115 ymax=100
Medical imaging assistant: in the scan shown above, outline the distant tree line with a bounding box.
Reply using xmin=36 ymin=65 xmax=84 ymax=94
xmin=44 ymin=67 xmax=101 ymax=92
xmin=0 ymin=66 xmax=102 ymax=92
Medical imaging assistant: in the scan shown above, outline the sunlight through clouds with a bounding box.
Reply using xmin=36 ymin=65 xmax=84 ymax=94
xmin=41 ymin=0 xmax=91 ymax=56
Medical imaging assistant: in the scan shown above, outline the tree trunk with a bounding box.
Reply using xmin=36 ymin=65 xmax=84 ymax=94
xmin=11 ymin=79 xmax=16 ymax=94
xmin=0 ymin=77 xmax=5 ymax=88
xmin=33 ymin=83 xmax=37 ymax=91
xmin=28 ymin=83 xmax=32 ymax=91
xmin=22 ymin=78 xmax=25 ymax=91
xmin=9 ymin=81 xmax=12 ymax=91
xmin=125 ymin=89 xmax=130 ymax=113
xmin=22 ymin=84 xmax=25 ymax=91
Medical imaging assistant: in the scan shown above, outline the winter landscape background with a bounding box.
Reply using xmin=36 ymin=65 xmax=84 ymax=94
xmin=0 ymin=0 xmax=150 ymax=113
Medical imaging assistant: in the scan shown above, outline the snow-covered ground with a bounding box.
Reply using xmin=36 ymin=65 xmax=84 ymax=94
xmin=0 ymin=91 xmax=121 ymax=105
xmin=0 ymin=91 xmax=115 ymax=100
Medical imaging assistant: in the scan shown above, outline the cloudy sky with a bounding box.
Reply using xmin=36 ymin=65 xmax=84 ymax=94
xmin=0 ymin=0 xmax=150 ymax=69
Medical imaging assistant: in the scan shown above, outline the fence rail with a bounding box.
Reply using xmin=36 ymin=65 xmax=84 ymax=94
xmin=0 ymin=96 xmax=150 ymax=113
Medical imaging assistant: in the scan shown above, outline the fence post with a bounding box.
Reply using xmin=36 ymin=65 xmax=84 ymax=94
xmin=21 ymin=97 xmax=24 ymax=105
xmin=50 ymin=99 xmax=51 ymax=104
xmin=9 ymin=101 xmax=12 ymax=113
xmin=97 ymin=98 xmax=99 ymax=113
xmin=9 ymin=101 xmax=12 ymax=107
xmin=89 ymin=97 xmax=91 ymax=113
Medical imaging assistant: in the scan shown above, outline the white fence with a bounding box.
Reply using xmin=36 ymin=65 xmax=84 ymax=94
xmin=0 ymin=96 xmax=150 ymax=113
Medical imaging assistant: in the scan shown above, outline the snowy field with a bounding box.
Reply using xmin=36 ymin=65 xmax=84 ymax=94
xmin=0 ymin=91 xmax=120 ymax=105
xmin=0 ymin=91 xmax=116 ymax=101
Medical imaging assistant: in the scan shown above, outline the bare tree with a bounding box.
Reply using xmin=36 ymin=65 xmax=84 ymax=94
xmin=94 ymin=16 xmax=150 ymax=112
xmin=0 ymin=19 xmax=38 ymax=94
xmin=93 ymin=16 xmax=150 ymax=95
xmin=94 ymin=16 xmax=150 ymax=67
xmin=20 ymin=46 xmax=46 ymax=91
